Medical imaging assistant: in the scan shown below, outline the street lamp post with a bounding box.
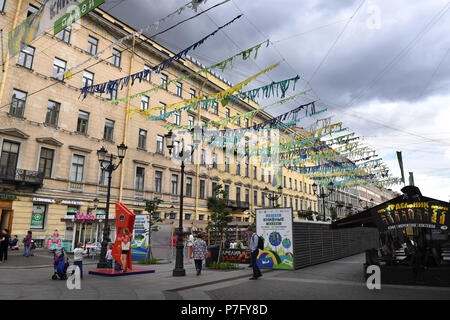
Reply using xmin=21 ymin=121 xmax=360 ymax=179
xmin=312 ymin=182 xmax=334 ymax=221
xmin=96 ymin=143 xmax=127 ymax=268
xmin=165 ymin=128 xmax=201 ymax=277
xmin=263 ymin=186 xmax=283 ymax=208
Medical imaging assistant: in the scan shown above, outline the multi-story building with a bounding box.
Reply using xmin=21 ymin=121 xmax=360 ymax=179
xmin=0 ymin=1 xmax=318 ymax=250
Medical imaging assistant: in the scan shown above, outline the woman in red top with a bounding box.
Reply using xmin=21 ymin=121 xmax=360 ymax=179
xmin=119 ymin=228 xmax=131 ymax=272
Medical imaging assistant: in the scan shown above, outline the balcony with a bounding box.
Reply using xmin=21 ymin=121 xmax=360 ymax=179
xmin=336 ymin=200 xmax=345 ymax=208
xmin=226 ymin=200 xmax=249 ymax=211
xmin=0 ymin=166 xmax=44 ymax=191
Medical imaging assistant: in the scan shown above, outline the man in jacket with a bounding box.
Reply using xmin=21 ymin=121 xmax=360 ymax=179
xmin=247 ymin=228 xmax=262 ymax=280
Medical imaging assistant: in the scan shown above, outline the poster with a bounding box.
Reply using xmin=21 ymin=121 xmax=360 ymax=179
xmin=54 ymin=0 xmax=105 ymax=34
xmin=131 ymin=214 xmax=149 ymax=260
xmin=31 ymin=204 xmax=46 ymax=229
xmin=256 ymin=208 xmax=294 ymax=270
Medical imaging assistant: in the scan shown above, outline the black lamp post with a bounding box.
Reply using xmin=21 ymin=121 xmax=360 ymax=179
xmin=165 ymin=128 xmax=201 ymax=277
xmin=96 ymin=143 xmax=127 ymax=268
xmin=263 ymin=186 xmax=283 ymax=208
xmin=312 ymin=181 xmax=334 ymax=221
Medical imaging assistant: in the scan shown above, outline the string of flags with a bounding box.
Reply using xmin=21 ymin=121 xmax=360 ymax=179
xmin=80 ymin=14 xmax=243 ymax=100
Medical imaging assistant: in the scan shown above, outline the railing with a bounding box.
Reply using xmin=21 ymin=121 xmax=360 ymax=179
xmin=69 ymin=181 xmax=84 ymax=192
xmin=0 ymin=166 xmax=44 ymax=188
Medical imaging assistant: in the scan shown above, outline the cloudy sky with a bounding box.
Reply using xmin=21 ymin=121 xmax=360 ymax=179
xmin=100 ymin=0 xmax=450 ymax=201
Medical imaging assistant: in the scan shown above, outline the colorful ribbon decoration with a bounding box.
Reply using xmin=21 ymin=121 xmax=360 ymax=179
xmin=80 ymin=14 xmax=243 ymax=100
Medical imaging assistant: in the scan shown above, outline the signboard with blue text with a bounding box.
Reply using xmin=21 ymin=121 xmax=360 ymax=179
xmin=256 ymin=208 xmax=294 ymax=270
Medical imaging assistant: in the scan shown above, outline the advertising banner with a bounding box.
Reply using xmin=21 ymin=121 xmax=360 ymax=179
xmin=31 ymin=204 xmax=46 ymax=229
xmin=8 ymin=0 xmax=85 ymax=57
xmin=256 ymin=208 xmax=294 ymax=270
xmin=131 ymin=215 xmax=149 ymax=260
xmin=373 ymin=199 xmax=449 ymax=232
xmin=54 ymin=0 xmax=105 ymax=34
xmin=221 ymin=248 xmax=251 ymax=264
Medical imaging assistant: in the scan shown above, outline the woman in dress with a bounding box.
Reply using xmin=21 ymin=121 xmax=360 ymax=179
xmin=192 ymin=233 xmax=207 ymax=276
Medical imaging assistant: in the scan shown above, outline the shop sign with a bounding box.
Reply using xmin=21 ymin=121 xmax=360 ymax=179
xmin=0 ymin=194 xmax=17 ymax=200
xmin=31 ymin=197 xmax=84 ymax=205
xmin=221 ymin=249 xmax=251 ymax=264
xmin=75 ymin=211 xmax=95 ymax=223
xmin=32 ymin=197 xmax=55 ymax=203
xmin=64 ymin=215 xmax=75 ymax=221
xmin=374 ymin=200 xmax=449 ymax=231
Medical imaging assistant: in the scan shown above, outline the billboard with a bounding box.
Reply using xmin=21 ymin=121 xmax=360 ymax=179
xmin=256 ymin=208 xmax=294 ymax=270
xmin=373 ymin=199 xmax=449 ymax=232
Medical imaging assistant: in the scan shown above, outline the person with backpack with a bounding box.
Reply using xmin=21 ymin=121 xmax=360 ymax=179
xmin=247 ymin=227 xmax=262 ymax=280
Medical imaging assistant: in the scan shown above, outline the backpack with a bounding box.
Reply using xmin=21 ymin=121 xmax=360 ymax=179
xmin=257 ymin=235 xmax=264 ymax=250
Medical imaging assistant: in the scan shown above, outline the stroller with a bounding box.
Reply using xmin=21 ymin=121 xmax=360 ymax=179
xmin=52 ymin=248 xmax=69 ymax=280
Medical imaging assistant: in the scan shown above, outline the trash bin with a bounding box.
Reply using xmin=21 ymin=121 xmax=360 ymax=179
xmin=205 ymin=245 xmax=219 ymax=267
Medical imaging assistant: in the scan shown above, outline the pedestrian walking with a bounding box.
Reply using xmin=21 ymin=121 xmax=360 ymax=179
xmin=193 ymin=233 xmax=207 ymax=276
xmin=0 ymin=228 xmax=10 ymax=263
xmin=23 ymin=231 xmax=32 ymax=257
xmin=73 ymin=242 xmax=87 ymax=279
xmin=247 ymin=228 xmax=262 ymax=280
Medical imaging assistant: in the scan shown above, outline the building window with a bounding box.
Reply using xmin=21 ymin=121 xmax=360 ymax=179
xmin=212 ymin=182 xmax=218 ymax=196
xmin=112 ymin=48 xmax=121 ymax=67
xmin=284 ymin=197 xmax=287 ymax=208
xmin=284 ymin=176 xmax=287 ymax=188
xmin=70 ymin=154 xmax=85 ymax=182
xmin=154 ymin=171 xmax=162 ymax=193
xmin=185 ymin=214 xmax=191 ymax=221
xmin=299 ymin=182 xmax=302 ymax=192
xmin=38 ymin=147 xmax=54 ymax=178
xmin=236 ymin=116 xmax=241 ymax=127
xmin=254 ymin=190 xmax=258 ymax=206
xmin=268 ymin=171 xmax=271 ymax=184
xmin=82 ymin=71 xmax=94 ymax=88
xmin=176 ymin=82 xmax=182 ymax=97
xmin=245 ymin=118 xmax=249 ymax=129
xmin=174 ymin=111 xmax=181 ymax=125
xmin=141 ymin=95 xmax=149 ymax=110
xmin=161 ymin=74 xmax=168 ymax=90
xmin=226 ymin=108 xmax=230 ymax=118
xmin=107 ymin=85 xmax=118 ymax=101
xmin=245 ymin=189 xmax=250 ymax=203
xmin=87 ymin=36 xmax=98 ymax=55
xmin=236 ymin=187 xmax=241 ymax=202
xmin=290 ymin=197 xmax=293 ymax=208
xmin=186 ymin=177 xmax=193 ymax=197
xmin=45 ymin=100 xmax=60 ymax=126
xmin=0 ymin=140 xmax=20 ymax=174
xmin=289 ymin=178 xmax=292 ymax=189
xmin=0 ymin=0 xmax=6 ymax=12
xmin=52 ymin=57 xmax=66 ymax=81
xmin=200 ymin=179 xmax=206 ymax=199
xmin=135 ymin=167 xmax=145 ymax=191
xmin=190 ymin=89 xmax=196 ymax=99
xmin=169 ymin=212 xmax=176 ymax=220
xmin=138 ymin=129 xmax=147 ymax=149
xmin=261 ymin=192 xmax=266 ymax=207
xmin=144 ymin=65 xmax=151 ymax=82
xmin=103 ymin=119 xmax=114 ymax=141
xmin=225 ymin=157 xmax=230 ymax=172
xmin=159 ymin=102 xmax=166 ymax=116
xmin=10 ymin=89 xmax=27 ymax=117
xmin=261 ymin=168 xmax=265 ymax=182
xmin=295 ymin=180 xmax=297 ymax=191
xmin=199 ymin=214 xmax=204 ymax=221
xmin=245 ymin=163 xmax=249 ymax=177
xmin=99 ymin=164 xmax=110 ymax=186
xmin=213 ymin=102 xmax=218 ymax=115
xmin=188 ymin=115 xmax=194 ymax=127
xmin=171 ymin=174 xmax=179 ymax=195
xmin=27 ymin=4 xmax=38 ymax=16
xmin=201 ymin=149 xmax=206 ymax=165
xmin=76 ymin=111 xmax=89 ymax=134
xmin=57 ymin=26 xmax=71 ymax=43
xmin=18 ymin=45 xmax=35 ymax=69
xmin=156 ymin=135 xmax=164 ymax=154
xmin=224 ymin=185 xmax=230 ymax=200
xmin=212 ymin=153 xmax=218 ymax=169
xmin=236 ymin=161 xmax=241 ymax=175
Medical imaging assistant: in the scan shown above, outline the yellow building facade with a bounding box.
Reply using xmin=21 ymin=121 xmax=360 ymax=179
xmin=0 ymin=1 xmax=317 ymax=249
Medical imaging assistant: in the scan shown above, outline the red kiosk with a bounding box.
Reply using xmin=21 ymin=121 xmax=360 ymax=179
xmin=89 ymin=203 xmax=155 ymax=277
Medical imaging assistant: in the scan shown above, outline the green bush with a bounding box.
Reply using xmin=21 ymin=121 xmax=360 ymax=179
xmin=208 ymin=261 xmax=237 ymax=270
